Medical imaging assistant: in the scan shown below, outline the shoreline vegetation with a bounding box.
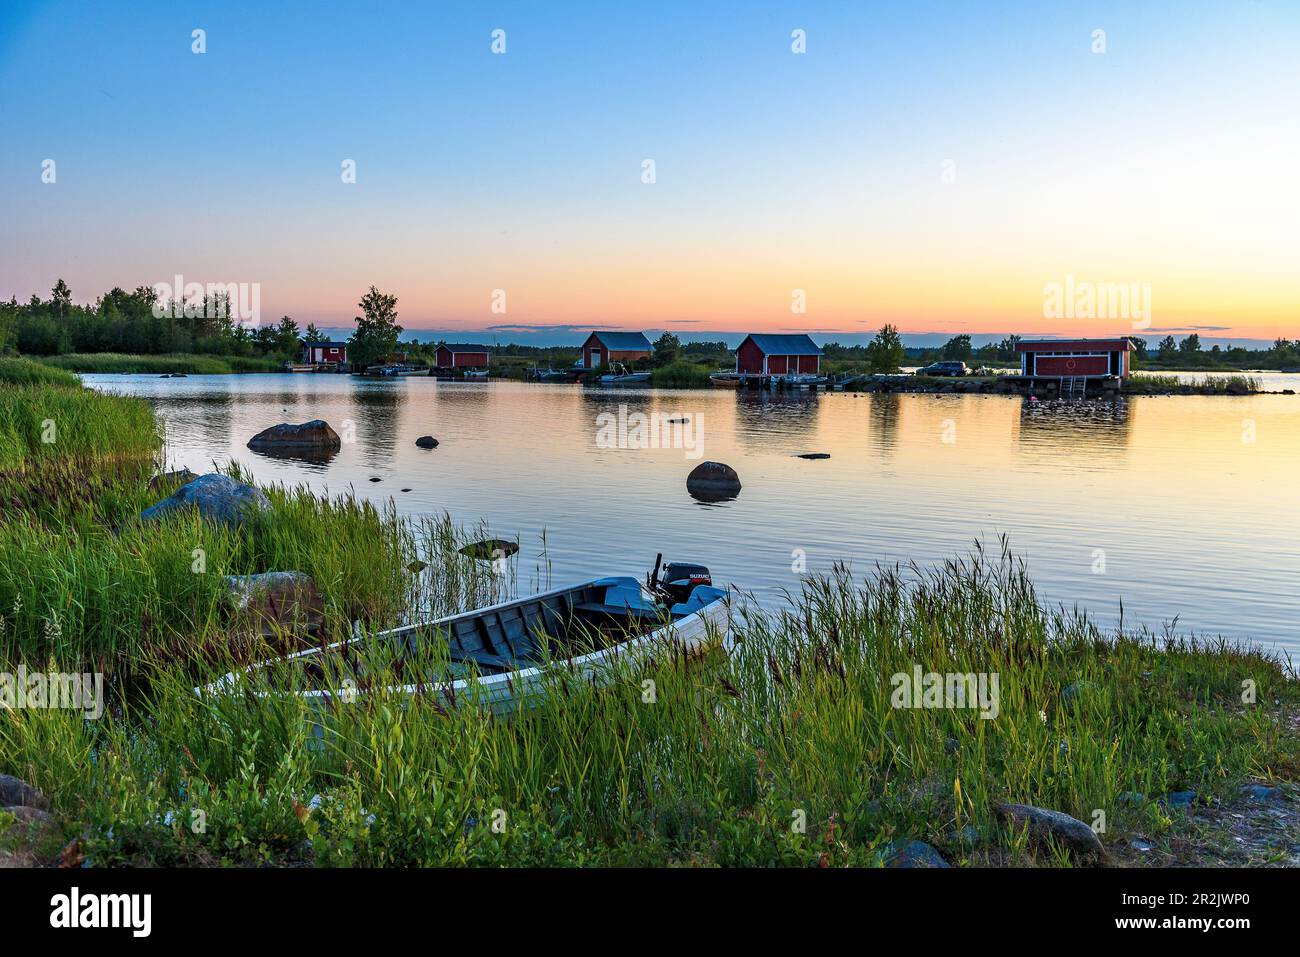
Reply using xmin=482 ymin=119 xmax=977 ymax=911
xmin=6 ymin=281 xmax=1300 ymax=393
xmin=0 ymin=355 xmax=1296 ymax=868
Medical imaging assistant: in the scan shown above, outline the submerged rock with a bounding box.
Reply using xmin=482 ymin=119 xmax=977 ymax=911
xmin=459 ymin=539 xmax=519 ymax=561
xmin=415 ymin=436 xmax=439 ymax=449
xmin=797 ymin=453 xmax=830 ymax=459
xmin=0 ymin=775 xmax=48 ymax=811
xmin=881 ymin=839 xmax=949 ymax=868
xmin=686 ymin=461 xmax=741 ymax=502
xmin=247 ymin=420 xmax=342 ymax=459
xmin=141 ymin=473 xmax=270 ymax=527
xmin=994 ymin=802 xmax=1105 ymax=858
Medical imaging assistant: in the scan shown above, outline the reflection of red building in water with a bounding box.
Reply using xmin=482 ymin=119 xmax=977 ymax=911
xmin=1015 ymin=338 xmax=1132 ymax=379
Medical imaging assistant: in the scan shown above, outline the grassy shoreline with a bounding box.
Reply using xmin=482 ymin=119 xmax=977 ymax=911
xmin=37 ymin=353 xmax=282 ymax=375
xmin=1 ymin=361 xmax=1296 ymax=868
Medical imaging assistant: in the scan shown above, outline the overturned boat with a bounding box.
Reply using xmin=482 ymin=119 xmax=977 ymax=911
xmin=199 ymin=557 xmax=729 ymax=714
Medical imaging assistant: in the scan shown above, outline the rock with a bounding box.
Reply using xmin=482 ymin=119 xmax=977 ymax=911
xmin=882 ymin=839 xmax=949 ymax=868
xmin=1061 ymin=679 xmax=1100 ymax=703
xmin=1129 ymin=837 xmax=1154 ymax=853
xmin=369 ymin=477 xmax=381 ymax=483
xmin=400 ymin=488 xmax=412 ymax=492
xmin=686 ymin=461 xmax=742 ymax=502
xmin=0 ymin=775 xmax=48 ymax=811
xmin=944 ymin=736 xmax=959 ymax=755
xmin=1164 ymin=790 xmax=1198 ymax=810
xmin=224 ymin=572 xmax=322 ymax=637
xmin=1 ymin=806 xmax=58 ymax=868
xmin=1240 ymin=783 xmax=1283 ymax=803
xmin=994 ymin=802 xmax=1105 ymax=859
xmin=247 ymin=420 xmax=341 ymax=460
xmin=415 ymin=436 xmax=439 ymax=449
xmin=459 ymin=539 xmax=519 ymax=561
xmin=797 ymin=453 xmax=830 ymax=460
xmin=407 ymin=560 xmax=428 ymax=574
xmin=147 ymin=467 xmax=198 ymax=492
xmin=1118 ymin=791 xmax=1146 ymax=807
xmin=141 ymin=473 xmax=270 ymax=527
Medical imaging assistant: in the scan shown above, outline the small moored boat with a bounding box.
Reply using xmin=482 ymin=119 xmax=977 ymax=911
xmin=199 ymin=556 xmax=729 ymax=714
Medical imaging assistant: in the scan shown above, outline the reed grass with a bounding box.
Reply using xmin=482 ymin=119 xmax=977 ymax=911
xmin=650 ymin=361 xmax=713 ymax=389
xmin=37 ymin=353 xmax=282 ymax=375
xmin=2 ymin=540 xmax=1292 ymax=867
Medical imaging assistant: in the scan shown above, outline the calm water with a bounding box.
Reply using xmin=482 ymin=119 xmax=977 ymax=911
xmin=85 ymin=374 xmax=1300 ymax=654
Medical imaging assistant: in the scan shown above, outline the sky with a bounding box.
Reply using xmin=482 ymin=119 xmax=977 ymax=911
xmin=1 ymin=1 xmax=1297 ymax=346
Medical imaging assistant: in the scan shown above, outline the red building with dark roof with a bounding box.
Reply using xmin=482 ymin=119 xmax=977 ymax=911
xmin=435 ymin=344 xmax=490 ymax=369
xmin=735 ymin=334 xmax=823 ymax=375
xmin=1015 ymin=338 xmax=1132 ymax=378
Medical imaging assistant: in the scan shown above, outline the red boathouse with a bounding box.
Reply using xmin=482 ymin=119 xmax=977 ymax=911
xmin=1015 ymin=338 xmax=1132 ymax=379
xmin=579 ymin=331 xmax=653 ymax=369
xmin=301 ymin=340 xmax=348 ymax=365
xmin=435 ymin=344 xmax=490 ymax=369
xmin=735 ymin=334 xmax=823 ymax=375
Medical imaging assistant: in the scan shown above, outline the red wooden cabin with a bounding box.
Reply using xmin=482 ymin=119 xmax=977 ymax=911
xmin=1015 ymin=338 xmax=1132 ymax=378
xmin=579 ymin=331 xmax=652 ymax=369
xmin=435 ymin=344 xmax=490 ymax=369
xmin=735 ymin=334 xmax=823 ymax=375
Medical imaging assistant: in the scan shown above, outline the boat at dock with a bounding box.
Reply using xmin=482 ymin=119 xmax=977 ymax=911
xmin=198 ymin=556 xmax=729 ymax=714
xmin=709 ymin=374 xmax=741 ymax=388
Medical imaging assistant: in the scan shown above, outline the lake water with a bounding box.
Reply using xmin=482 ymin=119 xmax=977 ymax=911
xmin=85 ymin=373 xmax=1300 ymax=655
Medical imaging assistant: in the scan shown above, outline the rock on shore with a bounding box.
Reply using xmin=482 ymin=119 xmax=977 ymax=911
xmin=995 ymin=802 xmax=1105 ymax=859
xmin=141 ymin=473 xmax=270 ymax=527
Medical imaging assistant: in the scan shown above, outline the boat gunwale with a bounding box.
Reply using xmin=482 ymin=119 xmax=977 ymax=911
xmin=197 ymin=580 xmax=731 ymax=704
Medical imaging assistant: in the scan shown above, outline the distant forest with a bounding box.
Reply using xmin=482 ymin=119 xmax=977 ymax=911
xmin=4 ymin=280 xmax=1299 ymax=370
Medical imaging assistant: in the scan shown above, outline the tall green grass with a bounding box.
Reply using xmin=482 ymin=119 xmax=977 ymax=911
xmin=0 ymin=357 xmax=82 ymax=387
xmin=37 ymin=353 xmax=282 ymax=375
xmin=2 ymin=541 xmax=1292 ymax=867
xmin=650 ymin=361 xmax=713 ymax=388
xmin=0 ymin=383 xmax=160 ymax=471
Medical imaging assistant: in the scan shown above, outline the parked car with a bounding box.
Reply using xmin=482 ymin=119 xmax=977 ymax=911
xmin=918 ymin=361 xmax=969 ymax=377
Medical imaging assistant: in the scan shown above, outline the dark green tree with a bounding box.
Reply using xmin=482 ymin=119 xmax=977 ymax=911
xmin=348 ymin=286 xmax=402 ymax=369
xmin=865 ymin=324 xmax=905 ymax=373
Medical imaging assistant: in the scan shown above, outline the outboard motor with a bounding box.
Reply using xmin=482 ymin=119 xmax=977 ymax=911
xmin=659 ymin=561 xmax=712 ymax=606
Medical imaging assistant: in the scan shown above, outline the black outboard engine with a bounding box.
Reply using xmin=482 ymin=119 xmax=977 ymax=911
xmin=659 ymin=562 xmax=712 ymax=606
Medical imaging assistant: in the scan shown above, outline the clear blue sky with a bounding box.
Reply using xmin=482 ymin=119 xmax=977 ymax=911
xmin=2 ymin=1 xmax=1297 ymax=345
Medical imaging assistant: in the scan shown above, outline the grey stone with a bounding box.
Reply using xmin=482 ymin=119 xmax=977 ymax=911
xmin=686 ymin=461 xmax=741 ymax=501
xmin=141 ymin=473 xmax=270 ymax=527
xmin=247 ymin=420 xmax=341 ymax=460
xmin=0 ymin=775 xmax=48 ymax=811
xmin=1240 ymin=783 xmax=1283 ymax=803
xmin=415 ymin=436 xmax=439 ymax=449
xmin=1164 ymin=790 xmax=1198 ymax=810
xmin=882 ymin=839 xmax=949 ymax=868
xmin=994 ymin=802 xmax=1105 ymax=858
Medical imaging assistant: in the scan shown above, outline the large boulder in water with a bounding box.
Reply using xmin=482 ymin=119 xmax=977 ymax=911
xmin=686 ymin=461 xmax=741 ymax=502
xmin=247 ymin=420 xmax=341 ymax=460
xmin=415 ymin=436 xmax=439 ymax=449
xmin=459 ymin=539 xmax=519 ymax=562
xmin=141 ymin=473 xmax=270 ymax=527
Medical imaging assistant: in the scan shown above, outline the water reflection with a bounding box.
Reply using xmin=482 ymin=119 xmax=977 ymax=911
xmin=83 ymin=374 xmax=1300 ymax=648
